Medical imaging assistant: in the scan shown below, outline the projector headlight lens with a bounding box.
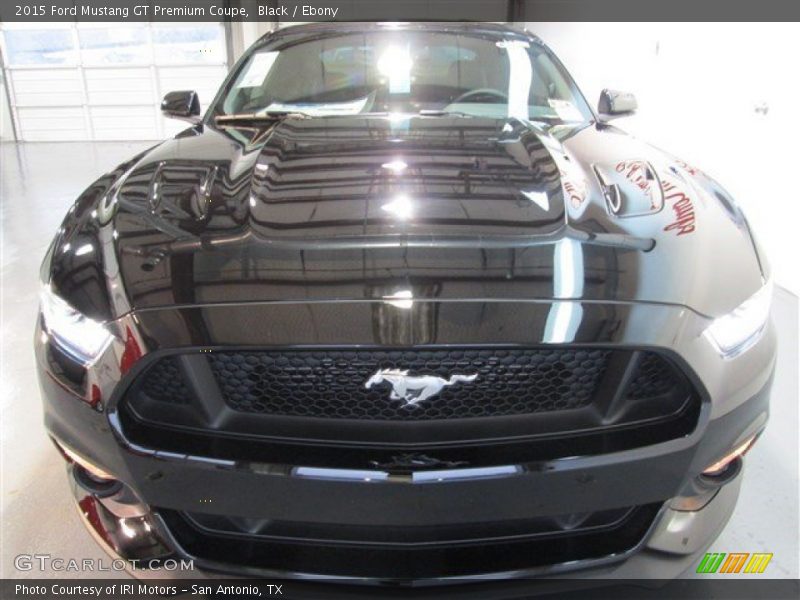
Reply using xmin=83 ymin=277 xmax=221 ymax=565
xmin=705 ymin=281 xmax=772 ymax=357
xmin=40 ymin=284 xmax=113 ymax=364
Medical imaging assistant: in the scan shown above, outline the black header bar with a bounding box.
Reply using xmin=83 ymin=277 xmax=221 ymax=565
xmin=1 ymin=0 xmax=800 ymax=23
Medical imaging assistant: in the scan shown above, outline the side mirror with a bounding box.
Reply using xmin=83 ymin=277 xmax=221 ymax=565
xmin=598 ymin=89 xmax=637 ymax=119
xmin=161 ymin=90 xmax=201 ymax=124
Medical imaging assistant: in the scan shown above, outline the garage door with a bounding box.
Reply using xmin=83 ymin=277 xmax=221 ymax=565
xmin=0 ymin=23 xmax=229 ymax=141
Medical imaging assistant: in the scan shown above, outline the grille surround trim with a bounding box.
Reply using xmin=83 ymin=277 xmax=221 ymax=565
xmin=136 ymin=346 xmax=685 ymax=422
xmin=117 ymin=345 xmax=702 ymax=464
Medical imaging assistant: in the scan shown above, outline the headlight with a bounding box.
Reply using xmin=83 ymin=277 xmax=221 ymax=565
xmin=705 ymin=281 xmax=772 ymax=357
xmin=40 ymin=284 xmax=113 ymax=364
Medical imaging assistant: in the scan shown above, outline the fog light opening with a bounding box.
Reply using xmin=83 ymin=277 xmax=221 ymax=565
xmin=74 ymin=464 xmax=123 ymax=498
xmin=702 ymin=437 xmax=756 ymax=478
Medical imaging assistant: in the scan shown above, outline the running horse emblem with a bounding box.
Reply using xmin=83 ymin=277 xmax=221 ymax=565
xmin=365 ymin=369 xmax=478 ymax=407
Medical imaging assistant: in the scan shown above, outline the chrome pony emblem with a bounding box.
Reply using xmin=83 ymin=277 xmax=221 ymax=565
xmin=365 ymin=369 xmax=478 ymax=407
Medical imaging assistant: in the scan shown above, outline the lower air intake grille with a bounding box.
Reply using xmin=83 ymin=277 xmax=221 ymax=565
xmin=158 ymin=502 xmax=662 ymax=579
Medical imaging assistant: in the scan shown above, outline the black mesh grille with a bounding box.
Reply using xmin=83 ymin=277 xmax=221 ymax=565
xmin=139 ymin=357 xmax=191 ymax=405
xmin=124 ymin=347 xmax=696 ymax=460
xmin=625 ymin=352 xmax=679 ymax=400
xmin=205 ymin=348 xmax=610 ymax=420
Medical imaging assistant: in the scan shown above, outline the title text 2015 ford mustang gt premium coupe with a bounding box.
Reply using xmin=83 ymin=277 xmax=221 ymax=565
xmin=35 ymin=23 xmax=775 ymax=583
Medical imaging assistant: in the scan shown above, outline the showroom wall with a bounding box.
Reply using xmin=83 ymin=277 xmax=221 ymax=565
xmin=530 ymin=22 xmax=800 ymax=294
xmin=0 ymin=22 xmax=230 ymax=141
xmin=0 ymin=66 xmax=14 ymax=141
xmin=232 ymin=20 xmax=276 ymax=59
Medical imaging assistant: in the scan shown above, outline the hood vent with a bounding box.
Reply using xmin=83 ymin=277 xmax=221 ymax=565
xmin=594 ymin=160 xmax=664 ymax=218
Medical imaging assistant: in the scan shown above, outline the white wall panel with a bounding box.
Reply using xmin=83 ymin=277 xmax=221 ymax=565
xmin=10 ymin=69 xmax=82 ymax=106
xmin=84 ymin=68 xmax=155 ymax=106
xmin=15 ymin=106 xmax=87 ymax=141
xmin=89 ymin=105 xmax=158 ymax=140
xmin=0 ymin=73 xmax=14 ymax=140
xmin=1 ymin=23 xmax=227 ymax=143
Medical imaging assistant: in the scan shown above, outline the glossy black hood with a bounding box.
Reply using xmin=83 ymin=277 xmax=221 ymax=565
xmin=248 ymin=116 xmax=566 ymax=240
xmin=48 ymin=115 xmax=766 ymax=323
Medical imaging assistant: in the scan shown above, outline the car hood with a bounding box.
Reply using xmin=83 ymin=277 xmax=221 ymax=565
xmin=51 ymin=115 xmax=765 ymax=321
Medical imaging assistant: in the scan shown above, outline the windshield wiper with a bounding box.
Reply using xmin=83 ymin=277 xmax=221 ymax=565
xmin=214 ymin=111 xmax=308 ymax=125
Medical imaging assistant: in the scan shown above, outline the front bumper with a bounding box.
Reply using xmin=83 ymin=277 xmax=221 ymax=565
xmin=46 ymin=367 xmax=769 ymax=584
xmin=36 ymin=300 xmax=775 ymax=584
xmin=69 ymin=458 xmax=743 ymax=584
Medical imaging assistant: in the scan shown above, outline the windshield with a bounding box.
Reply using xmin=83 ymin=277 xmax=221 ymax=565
xmin=213 ymin=30 xmax=593 ymax=123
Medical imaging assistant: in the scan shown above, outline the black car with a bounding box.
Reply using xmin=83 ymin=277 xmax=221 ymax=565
xmin=36 ymin=22 xmax=775 ymax=582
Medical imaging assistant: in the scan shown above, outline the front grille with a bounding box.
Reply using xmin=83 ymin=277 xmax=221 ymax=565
xmin=121 ymin=347 xmax=692 ymax=580
xmin=121 ymin=346 xmax=698 ymax=462
xmin=625 ymin=351 xmax=679 ymax=400
xmin=208 ymin=348 xmax=611 ymax=420
xmin=140 ymin=357 xmax=191 ymax=405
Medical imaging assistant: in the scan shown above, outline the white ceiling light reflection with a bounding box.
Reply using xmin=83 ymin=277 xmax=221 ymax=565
xmin=388 ymin=113 xmax=411 ymax=137
xmin=544 ymin=239 xmax=585 ymax=343
xmin=377 ymin=46 xmax=412 ymax=76
xmin=381 ymin=159 xmax=408 ymax=174
xmin=119 ymin=519 xmax=137 ymax=539
xmin=521 ymin=189 xmax=549 ymax=211
xmin=383 ymin=289 xmax=414 ymax=309
xmin=74 ymin=243 xmax=94 ymax=256
xmin=499 ymin=39 xmax=533 ymax=120
xmin=377 ymin=46 xmax=412 ymax=94
xmin=381 ymin=194 xmax=414 ymax=220
xmin=553 ymin=238 xmax=583 ymax=299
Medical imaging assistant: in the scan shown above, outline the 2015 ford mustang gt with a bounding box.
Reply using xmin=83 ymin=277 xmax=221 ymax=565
xmin=35 ymin=22 xmax=776 ymax=583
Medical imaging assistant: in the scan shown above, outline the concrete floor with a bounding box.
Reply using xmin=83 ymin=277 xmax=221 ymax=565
xmin=1 ymin=141 xmax=798 ymax=580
